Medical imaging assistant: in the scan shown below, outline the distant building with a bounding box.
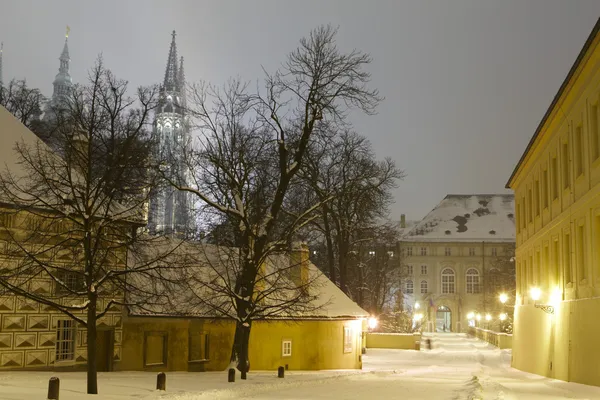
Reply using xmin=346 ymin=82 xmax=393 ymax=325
xmin=398 ymin=194 xmax=515 ymax=333
xmin=506 ymin=17 xmax=600 ymax=386
xmin=147 ymin=31 xmax=194 ymax=237
xmin=42 ymin=29 xmax=73 ymax=126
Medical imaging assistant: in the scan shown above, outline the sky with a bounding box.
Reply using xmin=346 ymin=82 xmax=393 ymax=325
xmin=2 ymin=0 xmax=600 ymax=222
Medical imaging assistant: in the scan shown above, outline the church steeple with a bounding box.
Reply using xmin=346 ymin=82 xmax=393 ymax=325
xmin=177 ymin=56 xmax=186 ymax=108
xmin=51 ymin=26 xmax=73 ymax=102
xmin=163 ymin=30 xmax=179 ymax=93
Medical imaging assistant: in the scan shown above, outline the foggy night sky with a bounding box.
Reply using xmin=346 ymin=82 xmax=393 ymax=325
xmin=2 ymin=0 xmax=600 ymax=222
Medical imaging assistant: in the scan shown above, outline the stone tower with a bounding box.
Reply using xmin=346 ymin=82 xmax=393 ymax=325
xmin=147 ymin=31 xmax=193 ymax=237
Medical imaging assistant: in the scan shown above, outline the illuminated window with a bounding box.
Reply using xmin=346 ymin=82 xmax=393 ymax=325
xmin=441 ymin=268 xmax=455 ymax=294
xmin=466 ymin=268 xmax=480 ymax=294
xmin=282 ymin=340 xmax=292 ymax=357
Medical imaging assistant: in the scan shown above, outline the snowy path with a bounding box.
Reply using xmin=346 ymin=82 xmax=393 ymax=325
xmin=2 ymin=333 xmax=600 ymax=399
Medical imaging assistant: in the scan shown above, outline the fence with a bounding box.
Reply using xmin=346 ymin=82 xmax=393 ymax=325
xmin=467 ymin=327 xmax=512 ymax=349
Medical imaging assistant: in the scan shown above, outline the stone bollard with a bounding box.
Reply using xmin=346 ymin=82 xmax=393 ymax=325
xmin=415 ymin=341 xmax=420 ymax=351
xmin=156 ymin=372 xmax=166 ymax=391
xmin=426 ymin=338 xmax=432 ymax=350
xmin=228 ymin=368 xmax=235 ymax=382
xmin=47 ymin=377 xmax=60 ymax=400
xmin=241 ymin=370 xmax=247 ymax=380
xmin=278 ymin=366 xmax=285 ymax=378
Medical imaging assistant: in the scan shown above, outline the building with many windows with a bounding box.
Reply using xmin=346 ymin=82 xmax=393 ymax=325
xmin=506 ymin=17 xmax=600 ymax=386
xmin=399 ymin=194 xmax=515 ymax=333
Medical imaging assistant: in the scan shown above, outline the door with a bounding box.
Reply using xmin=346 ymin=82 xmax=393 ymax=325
xmin=96 ymin=329 xmax=114 ymax=372
xmin=436 ymin=306 xmax=452 ymax=332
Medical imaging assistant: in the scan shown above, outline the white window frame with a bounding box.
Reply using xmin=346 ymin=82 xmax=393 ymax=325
xmin=406 ymin=265 xmax=413 ymax=275
xmin=420 ymin=280 xmax=428 ymax=294
xmin=343 ymin=326 xmax=353 ymax=353
xmin=469 ymin=248 xmax=475 ymax=256
xmin=406 ymin=280 xmax=414 ymax=294
xmin=441 ymin=268 xmax=455 ymax=294
xmin=466 ymin=268 xmax=480 ymax=294
xmin=445 ymin=247 xmax=451 ymax=256
xmin=282 ymin=340 xmax=292 ymax=357
xmin=420 ymin=247 xmax=427 ymax=256
xmin=56 ymin=319 xmax=76 ymax=362
xmin=420 ymin=265 xmax=427 ymax=275
xmin=491 ymin=248 xmax=497 ymax=257
xmin=406 ymin=247 xmax=413 ymax=256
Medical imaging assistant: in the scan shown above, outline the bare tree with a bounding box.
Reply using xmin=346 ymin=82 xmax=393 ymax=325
xmin=301 ymin=129 xmax=404 ymax=292
xmin=0 ymin=79 xmax=46 ymax=130
xmin=0 ymin=59 xmax=181 ymax=394
xmin=165 ymin=25 xmax=381 ymax=377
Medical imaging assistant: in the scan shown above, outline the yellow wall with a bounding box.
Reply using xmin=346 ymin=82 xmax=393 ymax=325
xmin=365 ymin=333 xmax=420 ymax=349
xmin=121 ymin=317 xmax=363 ymax=372
xmin=508 ymin=21 xmax=600 ymax=386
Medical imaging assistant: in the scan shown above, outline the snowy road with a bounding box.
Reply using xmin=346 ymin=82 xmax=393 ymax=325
xmin=2 ymin=333 xmax=600 ymax=399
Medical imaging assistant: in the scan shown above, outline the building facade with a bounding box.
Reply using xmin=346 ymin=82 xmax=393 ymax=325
xmin=506 ymin=18 xmax=600 ymax=386
xmin=147 ymin=31 xmax=193 ymax=237
xmin=399 ymin=194 xmax=515 ymax=333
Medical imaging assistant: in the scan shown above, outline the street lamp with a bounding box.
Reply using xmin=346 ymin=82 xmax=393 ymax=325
xmin=499 ymin=293 xmax=508 ymax=304
xmin=368 ymin=317 xmax=379 ymax=330
xmin=529 ymin=287 xmax=554 ymax=314
xmin=415 ymin=302 xmax=420 ymax=310
xmin=467 ymin=312 xmax=474 ymax=320
xmin=499 ymin=313 xmax=507 ymax=321
xmin=485 ymin=314 xmax=492 ymax=321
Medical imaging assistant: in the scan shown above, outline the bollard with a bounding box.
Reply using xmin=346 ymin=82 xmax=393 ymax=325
xmin=241 ymin=370 xmax=247 ymax=380
xmin=415 ymin=341 xmax=420 ymax=351
xmin=156 ymin=372 xmax=166 ymax=391
xmin=278 ymin=366 xmax=285 ymax=378
xmin=426 ymin=338 xmax=432 ymax=350
xmin=47 ymin=376 xmax=60 ymax=400
xmin=285 ymin=364 xmax=289 ymax=370
xmin=228 ymin=368 xmax=235 ymax=382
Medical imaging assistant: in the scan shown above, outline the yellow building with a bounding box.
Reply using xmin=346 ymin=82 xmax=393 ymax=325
xmin=120 ymin=244 xmax=369 ymax=372
xmin=506 ymin=18 xmax=600 ymax=386
xmin=399 ymin=194 xmax=515 ymax=333
xmin=0 ymin=106 xmax=124 ymax=371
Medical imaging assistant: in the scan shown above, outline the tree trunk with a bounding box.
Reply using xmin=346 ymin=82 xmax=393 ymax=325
xmin=321 ymin=205 xmax=336 ymax=284
xmin=86 ymin=297 xmax=98 ymax=394
xmin=231 ymin=320 xmax=251 ymax=378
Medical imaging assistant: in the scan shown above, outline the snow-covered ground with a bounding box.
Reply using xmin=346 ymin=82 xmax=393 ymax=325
xmin=2 ymin=333 xmax=600 ymax=399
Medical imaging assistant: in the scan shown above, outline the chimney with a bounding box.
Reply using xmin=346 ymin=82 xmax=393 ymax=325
xmin=289 ymin=241 xmax=310 ymax=288
xmin=400 ymin=214 xmax=406 ymax=228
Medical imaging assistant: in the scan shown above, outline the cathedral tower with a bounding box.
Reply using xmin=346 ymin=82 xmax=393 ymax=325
xmin=147 ymin=31 xmax=193 ymax=237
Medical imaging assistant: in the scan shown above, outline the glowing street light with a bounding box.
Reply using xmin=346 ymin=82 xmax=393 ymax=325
xmin=413 ymin=313 xmax=423 ymax=321
xmin=499 ymin=313 xmax=507 ymax=321
xmin=530 ymin=287 xmax=542 ymax=301
xmin=499 ymin=293 xmax=508 ymax=304
xmin=414 ymin=302 xmax=420 ymax=310
xmin=476 ymin=314 xmax=482 ymax=321
xmin=368 ymin=317 xmax=379 ymax=330
xmin=485 ymin=314 xmax=492 ymax=321
xmin=467 ymin=312 xmax=475 ymax=320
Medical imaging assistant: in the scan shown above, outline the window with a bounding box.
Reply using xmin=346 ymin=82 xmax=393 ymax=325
xmin=420 ymin=247 xmax=427 ymax=256
xmin=491 ymin=248 xmax=497 ymax=257
xmin=406 ymin=265 xmax=413 ymax=275
xmin=466 ymin=268 xmax=480 ymax=294
xmin=55 ymin=271 xmax=85 ymax=294
xmin=420 ymin=265 xmax=428 ymax=275
xmin=189 ymin=332 xmax=210 ymax=362
xmin=420 ymin=280 xmax=428 ymax=294
xmin=528 ymin=188 xmax=533 ymax=223
xmin=592 ymin=103 xmax=600 ymax=161
xmin=552 ymin=157 xmax=559 ymax=200
xmin=488 ymin=268 xmax=501 ymax=294
xmin=56 ymin=320 xmax=76 ymax=362
xmin=406 ymin=280 xmax=414 ymax=294
xmin=368 ymin=250 xmax=375 ymax=256
xmin=445 ymin=247 xmax=451 ymax=256
xmin=564 ymin=232 xmax=572 ymax=284
xmin=521 ymin=196 xmax=527 ymax=230
xmin=516 ymin=203 xmax=521 ymax=233
xmin=577 ymin=224 xmax=586 ymax=282
xmin=562 ymin=141 xmax=570 ymax=190
xmin=535 ymin=251 xmax=541 ymax=285
xmin=534 ymin=179 xmax=540 ymax=217
xmin=144 ymin=332 xmax=167 ymax=366
xmin=542 ymin=169 xmax=549 ymax=209
xmin=552 ymin=239 xmax=560 ymax=286
xmin=441 ymin=268 xmax=455 ymax=294
xmin=343 ymin=326 xmax=353 ymax=353
xmin=282 ymin=340 xmax=292 ymax=357
xmin=406 ymin=247 xmax=413 ymax=256
xmin=469 ymin=248 xmax=475 ymax=256
xmin=543 ymin=245 xmax=550 ymax=287
xmin=575 ymin=124 xmax=583 ymax=177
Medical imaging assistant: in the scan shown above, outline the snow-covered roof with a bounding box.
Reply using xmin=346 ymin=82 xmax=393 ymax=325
xmin=402 ymin=194 xmax=515 ymax=243
xmin=127 ymin=240 xmax=368 ymax=320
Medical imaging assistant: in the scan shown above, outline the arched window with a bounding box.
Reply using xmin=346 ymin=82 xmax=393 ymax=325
xmin=406 ymin=280 xmax=414 ymax=294
xmin=466 ymin=268 xmax=480 ymax=294
xmin=420 ymin=280 xmax=428 ymax=294
xmin=441 ymin=268 xmax=455 ymax=294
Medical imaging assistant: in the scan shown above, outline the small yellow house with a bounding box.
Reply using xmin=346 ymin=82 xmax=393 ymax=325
xmin=506 ymin=18 xmax=600 ymax=386
xmin=120 ymin=243 xmax=369 ymax=372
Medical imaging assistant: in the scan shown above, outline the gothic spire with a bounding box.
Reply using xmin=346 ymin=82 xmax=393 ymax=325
xmin=163 ymin=30 xmax=179 ymax=92
xmin=177 ymin=56 xmax=186 ymax=108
